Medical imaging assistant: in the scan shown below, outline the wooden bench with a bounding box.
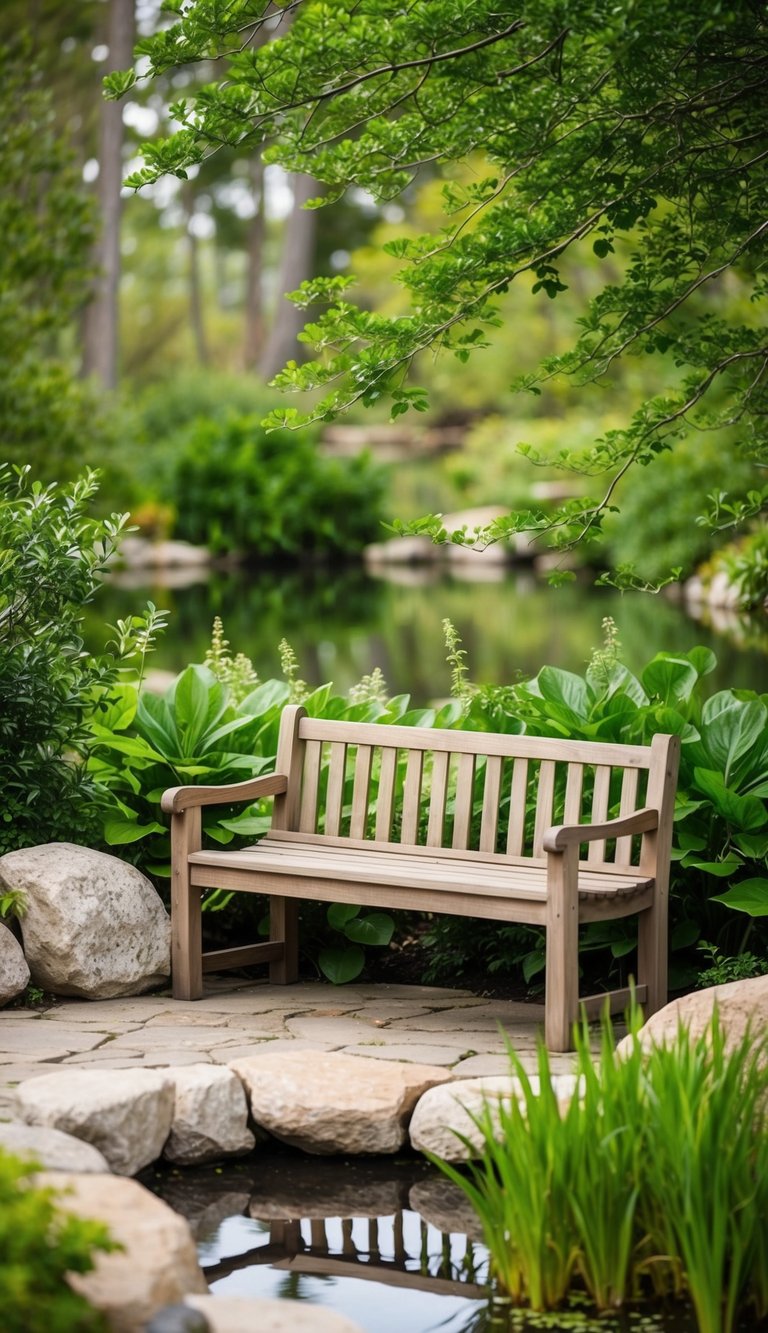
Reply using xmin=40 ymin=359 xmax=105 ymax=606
xmin=162 ymin=705 xmax=679 ymax=1051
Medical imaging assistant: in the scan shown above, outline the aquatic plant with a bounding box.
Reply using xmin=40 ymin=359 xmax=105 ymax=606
xmin=433 ymin=1009 xmax=768 ymax=1333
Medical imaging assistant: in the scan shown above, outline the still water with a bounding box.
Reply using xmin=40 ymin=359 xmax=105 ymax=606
xmin=145 ymin=1152 xmax=710 ymax=1333
xmin=92 ymin=562 xmax=767 ymax=701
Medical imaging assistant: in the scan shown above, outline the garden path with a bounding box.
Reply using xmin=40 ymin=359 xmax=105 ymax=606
xmin=0 ymin=981 xmax=578 ymax=1115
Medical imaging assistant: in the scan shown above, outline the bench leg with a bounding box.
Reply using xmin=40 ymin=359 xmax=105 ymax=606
xmin=269 ymin=898 xmax=299 ymax=983
xmin=171 ymin=808 xmax=203 ymax=1000
xmin=545 ymin=844 xmax=579 ymax=1052
xmin=638 ymin=897 xmax=668 ymax=1018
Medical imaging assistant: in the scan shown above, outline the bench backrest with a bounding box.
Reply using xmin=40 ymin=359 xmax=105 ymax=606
xmin=270 ymin=705 xmax=678 ymax=872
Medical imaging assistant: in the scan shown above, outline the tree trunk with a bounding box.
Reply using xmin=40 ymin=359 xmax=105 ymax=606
xmin=244 ymin=157 xmax=266 ymax=368
xmin=258 ymin=172 xmax=320 ymax=382
xmin=185 ymin=188 xmax=210 ymax=366
xmin=81 ymin=0 xmax=135 ymax=389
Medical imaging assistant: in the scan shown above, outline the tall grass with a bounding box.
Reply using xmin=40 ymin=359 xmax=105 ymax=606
xmin=433 ymin=1008 xmax=768 ymax=1333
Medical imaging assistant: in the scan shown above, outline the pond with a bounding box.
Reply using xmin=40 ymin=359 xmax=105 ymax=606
xmin=143 ymin=1149 xmax=739 ymax=1333
xmin=91 ymin=563 xmax=767 ymax=702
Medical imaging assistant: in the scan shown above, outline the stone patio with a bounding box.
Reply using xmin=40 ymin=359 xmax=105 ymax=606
xmin=0 ymin=978 xmax=575 ymax=1115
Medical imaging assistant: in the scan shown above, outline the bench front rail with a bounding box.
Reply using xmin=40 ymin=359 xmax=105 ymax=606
xmin=162 ymin=706 xmax=679 ymax=1051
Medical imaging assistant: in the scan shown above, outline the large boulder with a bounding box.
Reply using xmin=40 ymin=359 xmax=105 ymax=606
xmin=0 ymin=843 xmax=170 ymax=998
xmin=409 ymin=1073 xmax=581 ymax=1162
xmin=15 ymin=1068 xmax=174 ymax=1175
xmin=0 ymin=1122 xmax=110 ymax=1173
xmin=36 ymin=1171 xmax=207 ymax=1331
xmin=229 ymin=1051 xmax=451 ymax=1155
xmin=0 ymin=920 xmax=29 ymax=1005
xmin=617 ymin=975 xmax=768 ymax=1060
xmin=163 ymin=1064 xmax=255 ymax=1165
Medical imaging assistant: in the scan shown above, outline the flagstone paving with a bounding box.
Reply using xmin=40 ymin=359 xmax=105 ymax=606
xmin=0 ymin=979 xmax=576 ymax=1116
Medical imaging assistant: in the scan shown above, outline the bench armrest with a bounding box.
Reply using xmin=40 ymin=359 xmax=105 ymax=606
xmin=161 ymin=772 xmax=288 ymax=815
xmin=543 ymin=806 xmax=658 ymax=853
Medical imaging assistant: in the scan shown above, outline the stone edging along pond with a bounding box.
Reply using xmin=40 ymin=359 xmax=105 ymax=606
xmin=5 ymin=1049 xmax=569 ymax=1333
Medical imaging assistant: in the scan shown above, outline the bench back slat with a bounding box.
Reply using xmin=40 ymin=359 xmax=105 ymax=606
xmin=375 ymin=746 xmax=398 ymax=842
xmin=325 ymin=742 xmax=347 ymax=836
xmin=401 ymin=750 xmax=424 ymax=845
xmin=299 ymin=739 xmax=322 ymax=833
xmin=587 ymin=765 xmax=613 ymax=864
xmin=615 ymin=767 xmax=640 ymax=862
xmin=274 ymin=706 xmax=669 ymax=873
xmin=507 ymin=758 xmax=529 ymax=856
xmin=427 ymin=751 xmax=450 ymax=847
xmin=533 ymin=759 xmax=557 ymax=857
xmin=452 ymin=753 xmax=476 ymax=850
xmin=479 ymin=755 xmax=503 ymax=853
xmin=349 ymin=745 xmax=373 ymax=840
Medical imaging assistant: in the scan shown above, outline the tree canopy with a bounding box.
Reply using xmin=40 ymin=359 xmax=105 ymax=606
xmin=118 ymin=0 xmax=767 ymax=580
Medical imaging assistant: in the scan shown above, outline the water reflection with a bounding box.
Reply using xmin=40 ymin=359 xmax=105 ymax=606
xmin=143 ymin=1152 xmax=702 ymax=1333
xmin=89 ymin=563 xmax=767 ymax=703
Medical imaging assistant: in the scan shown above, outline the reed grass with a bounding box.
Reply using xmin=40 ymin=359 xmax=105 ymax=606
xmin=432 ymin=1006 xmax=768 ymax=1333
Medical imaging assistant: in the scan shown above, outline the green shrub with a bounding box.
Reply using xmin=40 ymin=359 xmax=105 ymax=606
xmin=439 ymin=623 xmax=768 ymax=987
xmin=0 ymin=1150 xmax=115 ymax=1333
xmin=86 ymin=629 xmax=454 ymax=980
xmin=722 ymin=525 xmax=768 ymax=611
xmin=435 ymin=1010 xmax=768 ymax=1331
xmin=0 ymin=467 xmax=129 ymax=855
xmin=602 ymin=434 xmax=757 ymax=581
xmin=165 ymin=413 xmax=385 ymax=557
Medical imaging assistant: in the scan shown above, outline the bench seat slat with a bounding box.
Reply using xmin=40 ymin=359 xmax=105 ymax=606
xmin=189 ymin=842 xmax=652 ymax=899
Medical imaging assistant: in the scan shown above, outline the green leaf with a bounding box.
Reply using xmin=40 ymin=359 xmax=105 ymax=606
xmin=136 ymin=691 xmax=180 ymax=758
xmin=536 ymin=667 xmax=589 ymax=719
xmin=239 ymin=680 xmax=290 ymax=717
xmin=95 ymin=684 xmax=138 ymax=732
xmin=104 ymin=817 xmax=164 ymax=845
xmin=700 ymin=692 xmax=767 ymax=785
xmin=686 ymin=647 xmax=717 ymax=677
xmin=103 ymin=69 xmax=136 ymax=100
xmin=522 ymin=949 xmax=546 ymax=983
xmin=327 ymin=902 xmax=360 ymax=930
xmin=680 ymin=856 xmax=743 ymax=877
xmin=318 ymin=944 xmax=365 ymax=983
xmin=399 ymin=709 xmax=436 ymax=727
xmin=712 ymin=879 xmax=768 ymax=917
xmin=641 ymin=655 xmax=698 ymax=706
xmin=692 ymin=768 xmax=767 ymax=831
xmin=343 ymin=911 xmax=395 ymax=946
xmin=174 ymin=664 xmax=223 ymax=752
xmin=218 ymin=813 xmax=272 ymax=836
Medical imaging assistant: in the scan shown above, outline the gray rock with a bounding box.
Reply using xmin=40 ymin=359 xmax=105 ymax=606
xmin=15 ymin=1067 xmax=174 ymax=1175
xmin=36 ymin=1171 xmax=208 ymax=1331
xmin=230 ymin=1051 xmax=451 ymax=1155
xmin=0 ymin=920 xmax=29 ymax=1006
xmin=617 ymin=975 xmax=768 ymax=1061
xmin=0 ymin=842 xmax=170 ymax=998
xmin=409 ymin=1073 xmax=581 ymax=1161
xmin=0 ymin=1121 xmax=110 ymax=1173
xmin=164 ymin=1064 xmax=255 ymax=1165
